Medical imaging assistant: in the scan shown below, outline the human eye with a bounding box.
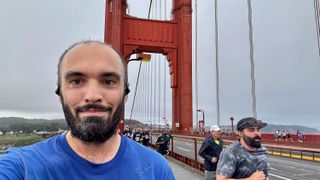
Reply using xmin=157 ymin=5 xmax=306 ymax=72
xmin=69 ymin=79 xmax=82 ymax=87
xmin=102 ymin=79 xmax=117 ymax=86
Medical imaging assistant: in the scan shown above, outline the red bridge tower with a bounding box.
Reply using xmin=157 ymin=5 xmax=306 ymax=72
xmin=105 ymin=0 xmax=193 ymax=133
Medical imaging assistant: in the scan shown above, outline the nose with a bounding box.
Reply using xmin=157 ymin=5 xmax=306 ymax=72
xmin=84 ymin=81 xmax=103 ymax=103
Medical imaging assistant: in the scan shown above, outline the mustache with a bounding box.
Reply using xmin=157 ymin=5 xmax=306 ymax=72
xmin=75 ymin=103 xmax=112 ymax=113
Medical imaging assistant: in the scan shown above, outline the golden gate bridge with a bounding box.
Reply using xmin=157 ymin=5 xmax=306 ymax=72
xmin=105 ymin=1 xmax=320 ymax=179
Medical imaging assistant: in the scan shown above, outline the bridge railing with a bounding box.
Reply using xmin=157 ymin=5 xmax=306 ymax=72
xmin=150 ymin=133 xmax=320 ymax=172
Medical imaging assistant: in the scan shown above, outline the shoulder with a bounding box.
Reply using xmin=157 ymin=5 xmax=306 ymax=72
xmin=0 ymin=134 xmax=62 ymax=179
xmin=217 ymin=142 xmax=239 ymax=177
xmin=0 ymin=147 xmax=25 ymax=179
xmin=4 ymin=134 xmax=61 ymax=157
xmin=2 ymin=134 xmax=63 ymax=162
xmin=202 ymin=136 xmax=212 ymax=144
xmin=219 ymin=141 xmax=239 ymax=160
xmin=225 ymin=141 xmax=240 ymax=151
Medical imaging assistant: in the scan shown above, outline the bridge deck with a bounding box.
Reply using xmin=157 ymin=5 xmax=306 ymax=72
xmin=167 ymin=156 xmax=204 ymax=179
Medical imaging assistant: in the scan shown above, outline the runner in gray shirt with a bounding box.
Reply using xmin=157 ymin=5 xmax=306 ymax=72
xmin=216 ymin=117 xmax=269 ymax=180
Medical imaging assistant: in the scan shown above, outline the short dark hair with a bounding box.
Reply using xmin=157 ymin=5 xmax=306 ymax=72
xmin=55 ymin=40 xmax=129 ymax=96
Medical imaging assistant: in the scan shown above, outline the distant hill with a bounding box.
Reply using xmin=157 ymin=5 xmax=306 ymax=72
xmin=219 ymin=124 xmax=320 ymax=134
xmin=123 ymin=119 xmax=145 ymax=128
xmin=1 ymin=117 xmax=319 ymax=134
xmin=0 ymin=117 xmax=68 ymax=133
xmin=0 ymin=117 xmax=146 ymax=132
xmin=0 ymin=117 xmax=66 ymax=127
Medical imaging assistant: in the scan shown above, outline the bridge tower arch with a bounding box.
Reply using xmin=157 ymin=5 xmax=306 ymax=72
xmin=105 ymin=0 xmax=193 ymax=133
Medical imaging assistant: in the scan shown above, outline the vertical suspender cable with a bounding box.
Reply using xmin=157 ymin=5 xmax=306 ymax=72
xmin=158 ymin=1 xmax=162 ymax=129
xmin=163 ymin=0 xmax=167 ymax=128
xmin=158 ymin=55 xmax=161 ymax=130
xmin=314 ymin=0 xmax=320 ymax=58
xmin=194 ymin=0 xmax=199 ymax=130
xmin=214 ymin=0 xmax=221 ymax=126
xmin=147 ymin=61 xmax=150 ymax=128
xmin=143 ymin=64 xmax=146 ymax=123
xmin=247 ymin=0 xmax=257 ymax=118
xmin=153 ymin=57 xmax=157 ymax=130
xmin=149 ymin=60 xmax=153 ymax=130
xmin=153 ymin=1 xmax=157 ymax=130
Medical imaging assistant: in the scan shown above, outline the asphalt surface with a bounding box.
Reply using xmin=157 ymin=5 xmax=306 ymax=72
xmin=152 ymin=135 xmax=320 ymax=180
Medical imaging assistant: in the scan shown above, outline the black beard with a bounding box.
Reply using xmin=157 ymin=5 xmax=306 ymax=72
xmin=62 ymin=101 xmax=123 ymax=143
xmin=243 ymin=134 xmax=261 ymax=148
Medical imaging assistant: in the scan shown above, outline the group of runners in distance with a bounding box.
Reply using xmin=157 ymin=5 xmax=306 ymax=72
xmin=274 ymin=129 xmax=304 ymax=142
xmin=122 ymin=125 xmax=172 ymax=155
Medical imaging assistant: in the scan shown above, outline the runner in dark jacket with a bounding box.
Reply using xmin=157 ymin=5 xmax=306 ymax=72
xmin=199 ymin=125 xmax=224 ymax=180
xmin=156 ymin=129 xmax=171 ymax=155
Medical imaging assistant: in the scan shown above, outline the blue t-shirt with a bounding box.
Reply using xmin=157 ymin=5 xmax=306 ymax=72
xmin=0 ymin=133 xmax=175 ymax=180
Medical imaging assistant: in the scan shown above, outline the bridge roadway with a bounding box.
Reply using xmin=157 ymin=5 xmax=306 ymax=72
xmin=167 ymin=157 xmax=204 ymax=179
xmin=151 ymin=136 xmax=320 ymax=180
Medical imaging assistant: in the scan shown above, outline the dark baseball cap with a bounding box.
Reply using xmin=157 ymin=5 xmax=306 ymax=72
xmin=237 ymin=117 xmax=267 ymax=131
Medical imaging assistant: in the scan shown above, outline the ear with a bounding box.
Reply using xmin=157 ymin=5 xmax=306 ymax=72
xmin=124 ymin=84 xmax=130 ymax=95
xmin=55 ymin=85 xmax=60 ymax=96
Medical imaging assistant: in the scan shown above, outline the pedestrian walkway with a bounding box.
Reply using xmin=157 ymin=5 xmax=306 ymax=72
xmin=166 ymin=157 xmax=204 ymax=180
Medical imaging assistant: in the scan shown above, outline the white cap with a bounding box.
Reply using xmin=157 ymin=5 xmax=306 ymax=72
xmin=210 ymin=125 xmax=221 ymax=132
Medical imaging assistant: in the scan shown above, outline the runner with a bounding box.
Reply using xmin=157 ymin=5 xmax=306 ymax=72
xmin=132 ymin=127 xmax=142 ymax=143
xmin=156 ymin=129 xmax=171 ymax=155
xmin=141 ymin=127 xmax=151 ymax=147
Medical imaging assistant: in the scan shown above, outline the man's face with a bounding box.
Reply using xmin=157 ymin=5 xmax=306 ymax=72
xmin=241 ymin=126 xmax=262 ymax=148
xmin=211 ymin=130 xmax=221 ymax=139
xmin=163 ymin=129 xmax=168 ymax=135
xmin=59 ymin=43 xmax=125 ymax=143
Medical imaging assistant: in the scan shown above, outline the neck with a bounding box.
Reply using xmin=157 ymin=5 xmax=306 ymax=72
xmin=239 ymin=139 xmax=256 ymax=152
xmin=66 ymin=131 xmax=121 ymax=163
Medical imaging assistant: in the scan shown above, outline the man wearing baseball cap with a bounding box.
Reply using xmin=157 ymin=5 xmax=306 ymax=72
xmin=216 ymin=117 xmax=270 ymax=180
xmin=199 ymin=125 xmax=224 ymax=180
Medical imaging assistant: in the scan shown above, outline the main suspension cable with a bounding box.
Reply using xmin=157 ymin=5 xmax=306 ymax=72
xmin=128 ymin=0 xmax=153 ymax=124
xmin=314 ymin=0 xmax=320 ymax=58
xmin=214 ymin=0 xmax=221 ymax=126
xmin=247 ymin=0 xmax=257 ymax=118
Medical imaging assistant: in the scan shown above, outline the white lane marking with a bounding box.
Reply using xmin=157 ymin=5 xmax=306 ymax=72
xmin=177 ymin=146 xmax=191 ymax=152
xmin=269 ymin=173 xmax=292 ymax=180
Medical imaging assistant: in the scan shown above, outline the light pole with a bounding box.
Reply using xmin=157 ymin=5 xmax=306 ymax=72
xmin=197 ymin=109 xmax=205 ymax=134
xmin=162 ymin=117 xmax=168 ymax=130
xmin=230 ymin=117 xmax=234 ymax=138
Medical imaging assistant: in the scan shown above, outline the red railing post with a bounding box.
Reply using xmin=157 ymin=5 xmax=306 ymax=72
xmin=171 ymin=136 xmax=174 ymax=154
xmin=194 ymin=138 xmax=198 ymax=163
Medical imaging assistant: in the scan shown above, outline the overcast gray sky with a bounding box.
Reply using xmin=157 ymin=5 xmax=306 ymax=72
xmin=0 ymin=0 xmax=319 ymax=131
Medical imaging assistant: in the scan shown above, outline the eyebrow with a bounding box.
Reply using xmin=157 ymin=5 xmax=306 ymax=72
xmin=100 ymin=72 xmax=121 ymax=81
xmin=64 ymin=71 xmax=121 ymax=81
xmin=64 ymin=71 xmax=85 ymax=79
